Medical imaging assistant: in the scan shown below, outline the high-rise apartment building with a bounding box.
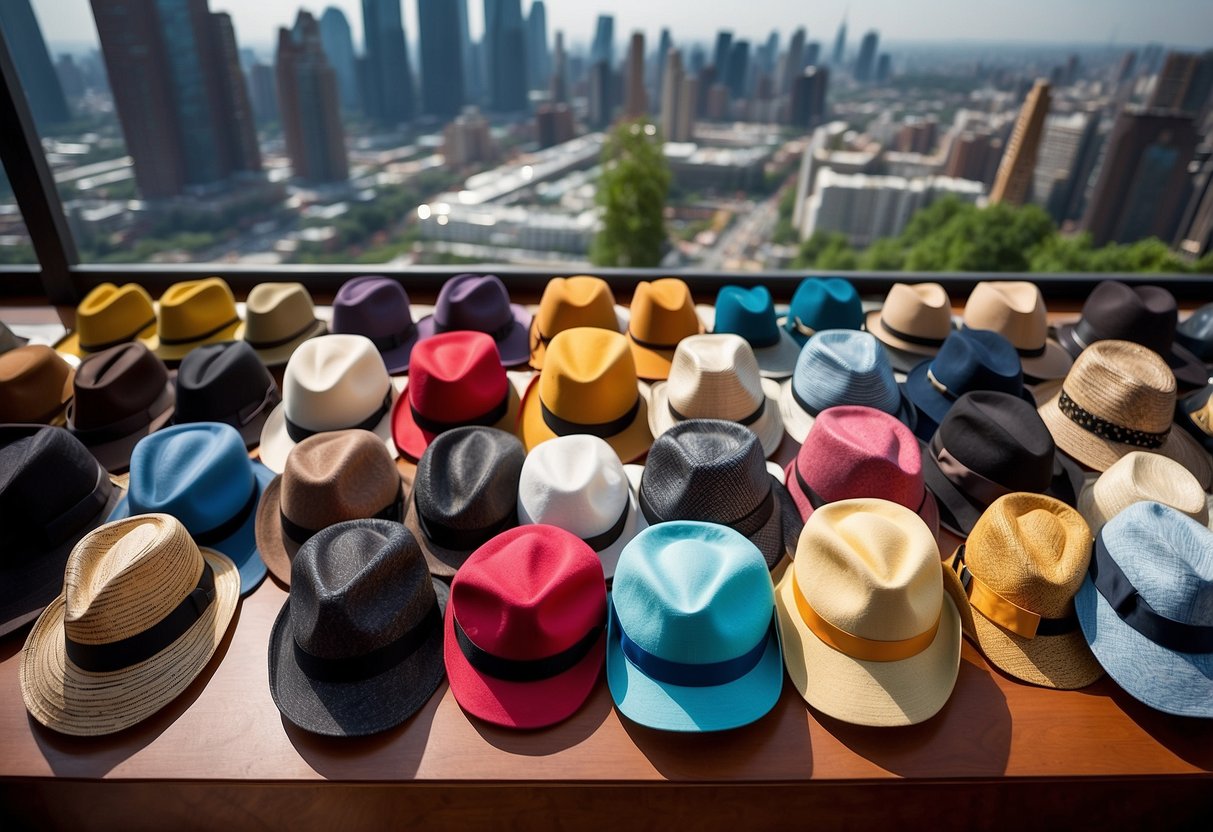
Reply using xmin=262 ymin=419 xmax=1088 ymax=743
xmin=725 ymin=40 xmax=750 ymax=100
xmin=1031 ymin=110 xmax=1102 ymax=223
xmin=442 ymin=108 xmax=496 ymax=166
xmin=854 ymin=31 xmax=879 ymax=82
xmin=781 ymin=28 xmax=807 ymax=95
xmin=276 ymin=11 xmax=348 ymax=183
xmin=0 ymin=0 xmax=70 ymax=128
xmin=484 ymin=0 xmax=528 ymax=113
xmin=248 ymin=61 xmax=279 ymax=125
xmin=660 ymin=48 xmax=684 ymax=141
xmin=944 ymin=131 xmax=998 ymax=183
xmin=590 ymin=15 xmax=614 ymax=66
xmin=418 ymin=0 xmax=465 ymax=117
xmin=653 ymin=28 xmax=673 ymax=112
xmin=625 ymin=32 xmax=648 ymax=118
xmin=210 ymin=13 xmax=260 ymax=174
xmin=1148 ymin=51 xmax=1213 ymax=116
xmin=712 ymin=31 xmax=734 ymax=76
xmin=989 ymin=79 xmax=1051 ymax=205
xmin=550 ymin=30 xmax=568 ymax=104
xmin=676 ymin=75 xmax=698 ymax=144
xmin=526 ymin=1 xmax=550 ymax=92
xmin=588 ymin=60 xmax=613 ymax=129
xmin=456 ymin=0 xmax=480 ymax=105
xmin=831 ymin=18 xmax=847 ymax=66
xmin=535 ymin=103 xmax=574 ymax=149
xmin=361 ymin=0 xmax=416 ymax=124
xmin=318 ymin=7 xmax=360 ymax=114
xmin=787 ymin=66 xmax=829 ymax=129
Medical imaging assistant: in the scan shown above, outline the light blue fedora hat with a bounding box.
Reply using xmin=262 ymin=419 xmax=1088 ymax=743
xmin=109 ymin=422 xmax=271 ymax=595
xmin=606 ymin=520 xmax=783 ymax=732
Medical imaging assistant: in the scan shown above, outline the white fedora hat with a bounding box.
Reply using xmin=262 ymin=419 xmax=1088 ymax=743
xmin=1078 ymin=451 xmax=1211 ymax=534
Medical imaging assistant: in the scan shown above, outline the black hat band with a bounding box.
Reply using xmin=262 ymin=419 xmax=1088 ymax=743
xmin=1057 ymin=390 xmax=1168 ymax=449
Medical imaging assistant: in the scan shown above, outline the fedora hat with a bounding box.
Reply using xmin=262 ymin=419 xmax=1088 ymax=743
xmin=256 ymin=429 xmax=405 ymax=586
xmin=903 ymin=328 xmax=1035 ymax=441
xmin=607 ymin=521 xmax=782 ymax=732
xmin=1078 ymin=451 xmax=1210 ymax=534
xmin=962 ymin=281 xmax=1072 ymax=383
xmin=109 ymin=423 xmax=271 ymax=596
xmin=517 ymin=327 xmax=653 ymax=463
xmin=150 ymin=278 xmax=242 ymax=364
xmin=626 ymin=278 xmax=704 ymax=381
xmin=54 ymin=282 xmax=157 ymax=358
xmin=404 ymin=426 xmax=526 ymax=578
xmin=391 ymin=331 xmax=521 ymax=461
xmin=258 ymin=334 xmax=399 ymax=473
xmin=445 ymin=525 xmax=606 ymax=728
xmin=1 ymin=321 xmax=29 ymax=354
xmin=1038 ymin=339 xmax=1213 ymax=489
xmin=517 ymin=435 xmax=646 ymax=581
xmin=0 ymin=345 xmax=75 ymax=425
xmin=777 ymin=498 xmax=965 ymax=726
xmin=1055 ymin=281 xmax=1208 ymax=392
xmin=269 ymin=519 xmax=446 ymax=736
xmin=649 ymin=334 xmax=785 ymax=458
xmin=779 ymin=329 xmax=917 ymax=443
xmin=20 ymin=513 xmax=239 ymax=735
xmin=782 ymin=277 xmax=864 ymax=346
xmin=173 ymin=341 xmax=280 ymax=448
xmin=784 ymin=405 xmax=939 ymax=539
xmin=948 ymin=493 xmax=1102 ymax=689
xmin=66 ymin=342 xmax=175 ymax=473
xmin=710 ymin=285 xmax=801 ymax=378
xmin=925 ymin=391 xmax=1085 ymax=537
xmin=866 ymin=282 xmax=956 ymax=371
xmin=1177 ymin=383 xmax=1213 ymax=454
xmin=639 ymin=419 xmax=801 ymax=570
xmin=529 ymin=275 xmax=624 ymax=369
xmin=1176 ymin=302 xmax=1213 ymax=364
xmin=330 ymin=276 xmax=418 ymax=373
xmin=1076 ymin=502 xmax=1213 ymax=717
xmin=0 ymin=426 xmax=123 ymax=637
xmin=416 ymin=274 xmax=532 ymax=367
xmin=235 ymin=282 xmax=326 ymax=368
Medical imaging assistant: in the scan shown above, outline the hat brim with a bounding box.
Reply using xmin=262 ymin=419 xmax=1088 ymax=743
xmin=234 ymin=319 xmax=327 ymax=369
xmin=902 ymin=361 xmax=1036 ymax=442
xmin=627 ymin=327 xmax=706 ymax=382
xmin=258 ymin=384 xmax=401 ymax=474
xmin=778 ymin=379 xmax=917 ymax=445
xmin=775 ymin=566 xmax=963 ymax=726
xmin=865 ymin=309 xmax=951 ymax=359
xmin=966 ymin=602 xmax=1104 ymax=690
xmin=1076 ymin=574 xmax=1213 ymax=717
xmin=516 ymin=374 xmax=653 ymax=464
xmin=54 ymin=321 xmax=158 ymax=360
xmin=517 ymin=484 xmax=646 ymax=584
xmin=68 ymin=381 xmax=176 ymax=474
xmin=750 ymin=330 xmax=803 ymax=379
xmin=1020 ymin=340 xmax=1074 ymax=384
xmin=392 ymin=382 xmax=521 ymax=463
xmin=606 ymin=599 xmax=783 ymax=732
xmin=19 ymin=546 xmax=239 ymax=736
xmin=149 ymin=321 xmax=243 ymax=365
xmin=415 ymin=305 xmax=533 ymax=368
xmin=648 ymin=378 xmax=785 ymax=459
xmin=403 ymin=494 xmax=517 ymax=580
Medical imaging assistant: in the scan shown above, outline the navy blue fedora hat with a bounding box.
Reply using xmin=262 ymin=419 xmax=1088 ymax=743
xmin=782 ymin=277 xmax=864 ymax=346
xmin=1176 ymin=302 xmax=1213 ymax=365
xmin=711 ymin=285 xmax=800 ymax=378
xmin=903 ymin=328 xmax=1035 ymax=441
xmin=109 ymin=422 xmax=271 ymax=595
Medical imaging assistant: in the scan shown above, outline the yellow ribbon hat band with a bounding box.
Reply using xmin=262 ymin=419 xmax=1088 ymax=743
xmin=946 ymin=548 xmax=1042 ymax=639
xmin=792 ymin=578 xmax=940 ymax=663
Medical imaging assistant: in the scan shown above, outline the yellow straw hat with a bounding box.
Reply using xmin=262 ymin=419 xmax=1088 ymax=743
xmin=529 ymin=276 xmax=625 ymax=369
xmin=55 ymin=283 xmax=159 ymax=359
xmin=150 ymin=277 xmax=243 ymax=364
xmin=626 ymin=278 xmax=704 ymax=381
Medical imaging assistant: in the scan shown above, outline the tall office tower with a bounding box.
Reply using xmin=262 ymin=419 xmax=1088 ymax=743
xmin=276 ymin=11 xmax=348 ymax=184
xmin=590 ymin=15 xmax=614 ymax=66
xmin=588 ymin=60 xmax=613 ymax=129
xmin=653 ymin=28 xmax=672 ymax=111
xmin=550 ymin=30 xmax=568 ymax=103
xmin=1115 ymin=51 xmax=1138 ymax=85
xmin=804 ymin=41 xmax=821 ymax=69
xmin=535 ymin=103 xmax=574 ymax=148
xmin=712 ymin=31 xmax=733 ymax=77
xmin=456 ymin=0 xmax=480 ymax=105
xmin=0 ymin=0 xmax=70 ymax=128
xmin=624 ymin=32 xmax=647 ymax=118
xmin=1081 ymin=108 xmax=1197 ymax=245
xmin=361 ymin=0 xmax=416 ymax=124
xmin=854 ymin=31 xmax=879 ymax=82
xmin=318 ymin=7 xmax=360 ymax=114
xmin=1177 ymin=155 xmax=1213 ymax=258
xmin=706 ymin=83 xmax=729 ymax=120
xmin=418 ymin=0 xmax=465 ymax=117
xmin=697 ymin=64 xmax=718 ymax=117
xmin=484 ymin=0 xmax=528 ymax=113
xmin=248 ymin=61 xmax=279 ymax=125
xmin=209 ymin=13 xmax=260 ymax=173
xmin=725 ymin=40 xmax=750 ymax=99
xmin=763 ymin=32 xmax=780 ymax=75
xmin=876 ymin=53 xmax=891 ymax=83
xmin=676 ymin=74 xmax=698 ymax=143
xmin=1148 ymin=51 xmax=1213 ymax=115
xmin=526 ymin=1 xmax=550 ymax=92
xmin=781 ymin=27 xmax=806 ymax=95
xmin=660 ymin=48 xmax=683 ymax=141
xmin=688 ymin=45 xmax=705 ymax=77
xmin=990 ymin=79 xmax=1051 ymax=206
xmin=1140 ymin=44 xmax=1165 ymax=75
xmin=1031 ymin=111 xmax=1102 ymax=223
xmin=831 ymin=17 xmax=847 ymax=66
xmin=787 ymin=66 xmax=828 ymax=128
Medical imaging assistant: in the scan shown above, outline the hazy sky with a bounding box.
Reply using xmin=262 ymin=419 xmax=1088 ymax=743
xmin=33 ymin=0 xmax=1213 ymax=52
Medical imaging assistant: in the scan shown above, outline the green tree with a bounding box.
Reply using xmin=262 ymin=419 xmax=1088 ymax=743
xmin=860 ymin=237 xmax=907 ymax=271
xmin=793 ymin=231 xmax=859 ymax=270
xmin=591 ymin=120 xmax=671 ymax=267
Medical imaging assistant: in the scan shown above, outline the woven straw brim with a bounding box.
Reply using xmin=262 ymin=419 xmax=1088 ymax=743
xmin=19 ymin=547 xmax=239 ymax=736
xmin=234 ymin=319 xmax=327 ymax=369
xmin=149 ymin=320 xmax=243 ymax=364
xmin=967 ymin=606 xmax=1104 ymax=689
xmin=516 ymin=375 xmax=654 ymax=464
xmin=648 ymin=378 xmax=785 ymax=458
xmin=55 ymin=321 xmax=158 ymax=360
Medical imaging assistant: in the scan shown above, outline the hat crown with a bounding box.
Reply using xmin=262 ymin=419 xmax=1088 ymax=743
xmin=629 ymin=279 xmax=699 ymax=345
xmin=244 ymin=282 xmax=317 ymax=343
xmin=963 ymin=281 xmax=1048 ymax=351
xmin=175 ymin=341 xmax=277 ymax=424
xmin=939 ymin=391 xmax=1056 ymax=491
xmin=928 ymin=329 xmax=1025 ymax=396
xmin=76 ymin=283 xmax=156 ymax=350
xmin=879 ymin=282 xmax=952 ymax=339
xmin=793 ymin=330 xmax=901 ymax=414
xmin=787 ymin=277 xmax=864 ymax=332
xmin=534 ymin=276 xmax=617 ymax=338
xmin=62 ymin=515 xmax=206 ymax=646
xmin=614 ymin=521 xmax=773 ymax=664
xmin=282 ymin=334 xmax=391 ymax=432
xmin=415 ymin=426 xmax=525 ymax=531
xmin=331 ymin=277 xmax=413 ymax=338
xmin=0 ymin=345 xmax=73 ymax=422
xmin=799 ymin=406 xmax=924 ymax=507
xmin=1062 ymin=340 xmax=1175 ymax=434
xmin=408 ymin=332 xmax=507 ymax=421
xmin=1090 ymin=452 xmax=1209 ymax=526
xmin=714 ymin=286 xmax=781 ymax=342
xmin=71 ymin=343 xmax=168 ymax=430
xmin=1078 ymin=281 xmax=1178 ymax=356
xmin=452 ymin=525 xmax=606 ymax=660
xmin=540 ymin=328 xmax=640 ymax=424
xmin=642 ymin=420 xmax=769 ymax=523
xmin=157 ymin=278 xmax=238 ymax=341
xmin=666 ymin=334 xmax=764 ymax=419
xmin=281 ymin=430 xmax=401 ymax=529
xmin=434 ymin=274 xmax=514 ymax=331
xmin=797 ymin=499 xmax=942 ymax=642
xmin=518 ymin=435 xmax=629 ymax=538
xmin=290 ymin=520 xmax=435 ymax=660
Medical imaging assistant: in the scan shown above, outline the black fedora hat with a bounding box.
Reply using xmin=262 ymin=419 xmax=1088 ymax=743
xmin=0 ymin=425 xmax=123 ymax=637
xmin=174 ymin=341 xmax=280 ymax=448
xmin=922 ymin=390 xmax=1086 ymax=537
xmin=0 ymin=322 xmax=28 ymax=355
xmin=1176 ymin=302 xmax=1213 ymax=366
xmin=1054 ymin=281 xmax=1208 ymax=392
xmin=268 ymin=518 xmax=447 ymax=737
xmin=637 ymin=418 xmax=802 ymax=570
xmin=403 ymin=426 xmax=526 ymax=578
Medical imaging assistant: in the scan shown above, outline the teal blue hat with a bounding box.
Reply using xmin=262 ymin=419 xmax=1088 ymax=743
xmin=783 ymin=277 xmax=864 ymax=346
xmin=606 ymin=520 xmax=783 ymax=732
xmin=712 ymin=285 xmax=801 ymax=378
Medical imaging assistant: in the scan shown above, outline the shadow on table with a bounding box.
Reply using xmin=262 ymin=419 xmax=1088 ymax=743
xmin=469 ymin=677 xmax=614 ymax=757
xmin=1102 ymin=680 xmax=1213 ymax=772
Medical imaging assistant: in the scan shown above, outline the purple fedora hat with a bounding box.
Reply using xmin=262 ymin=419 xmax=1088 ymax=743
xmin=330 ymin=276 xmax=419 ymax=374
xmin=415 ymin=274 xmax=532 ymax=367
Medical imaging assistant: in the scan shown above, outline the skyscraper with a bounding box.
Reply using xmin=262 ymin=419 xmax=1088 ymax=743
xmin=456 ymin=0 xmax=480 ymax=105
xmin=854 ymin=31 xmax=879 ymax=82
xmin=276 ymin=11 xmax=348 ymax=183
xmin=990 ymin=79 xmax=1051 ymax=206
xmin=550 ymin=30 xmax=568 ymax=104
xmin=588 ymin=60 xmax=613 ymax=130
xmin=1148 ymin=51 xmax=1213 ymax=115
xmin=248 ymin=61 xmax=279 ymax=125
xmin=526 ymin=1 xmax=550 ymax=92
xmin=831 ymin=17 xmax=847 ymax=66
xmin=623 ymin=32 xmax=647 ymax=118
xmin=788 ymin=66 xmax=829 ymax=128
xmin=361 ymin=0 xmax=416 ymax=124
xmin=804 ymin=42 xmax=821 ymax=69
xmin=676 ymin=74 xmax=698 ymax=144
xmin=417 ymin=0 xmax=465 ymax=117
xmin=876 ymin=54 xmax=891 ymax=83
xmin=483 ymin=0 xmax=527 ymax=113
xmin=725 ymin=40 xmax=750 ymax=100
xmin=660 ymin=48 xmax=683 ymax=141
xmin=781 ymin=27 xmax=807 ymax=95
xmin=1177 ymin=155 xmax=1213 ymax=258
xmin=712 ymin=31 xmax=734 ymax=75
xmin=210 ymin=13 xmax=260 ymax=174
xmin=590 ymin=15 xmax=614 ymax=66
xmin=1031 ymin=110 xmax=1102 ymax=223
xmin=318 ymin=7 xmax=360 ymax=114
xmin=535 ymin=103 xmax=574 ymax=149
xmin=0 ymin=0 xmax=70 ymax=128
xmin=654 ymin=28 xmax=673 ymax=112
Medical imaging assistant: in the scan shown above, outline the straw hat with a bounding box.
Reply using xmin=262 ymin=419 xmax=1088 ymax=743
xmin=330 ymin=276 xmax=419 ymax=374
xmin=173 ymin=341 xmax=280 ymax=448
xmin=710 ymin=285 xmax=801 ymax=378
xmin=20 ymin=514 xmax=239 ymax=736
xmin=1077 ymin=451 xmax=1210 ymax=534
xmin=781 ymin=277 xmax=864 ymax=346
xmin=54 ymin=282 xmax=158 ymax=358
xmin=235 ymin=282 xmax=326 ymax=368
xmin=962 ymin=281 xmax=1072 ymax=383
xmin=776 ymin=498 xmax=965 ymax=727
xmin=256 ymin=429 xmax=406 ymax=586
xmin=1037 ymin=339 xmax=1213 ymax=490
xmin=649 ymin=334 xmax=784 ymax=458
xmin=865 ymin=282 xmax=956 ymax=371
xmin=948 ymin=493 xmax=1102 ymax=689
xmin=517 ymin=327 xmax=653 ymax=463
xmin=149 ymin=278 xmax=242 ymax=364
xmin=416 ymin=274 xmax=532 ymax=367
xmin=626 ymin=278 xmax=704 ymax=381
xmin=1176 ymin=383 xmax=1213 ymax=454
xmin=529 ymin=275 xmax=625 ymax=369
xmin=0 ymin=345 xmax=75 ymax=425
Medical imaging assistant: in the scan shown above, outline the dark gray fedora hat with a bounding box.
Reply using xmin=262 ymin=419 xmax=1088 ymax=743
xmin=0 ymin=322 xmax=28 ymax=355
xmin=174 ymin=341 xmax=281 ymax=448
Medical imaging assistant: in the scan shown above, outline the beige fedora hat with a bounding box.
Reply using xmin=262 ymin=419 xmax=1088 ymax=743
xmin=259 ymin=334 xmax=399 ymax=473
xmin=235 ymin=282 xmax=326 ymax=367
xmin=1077 ymin=451 xmax=1210 ymax=534
xmin=20 ymin=514 xmax=239 ymax=736
xmin=947 ymin=493 xmax=1103 ymax=690
xmin=648 ymin=334 xmax=784 ymax=458
xmin=865 ymin=282 xmax=956 ymax=363
xmin=1038 ymin=340 xmax=1213 ymax=490
xmin=962 ymin=281 xmax=1073 ymax=383
xmin=775 ymin=498 xmax=964 ymax=726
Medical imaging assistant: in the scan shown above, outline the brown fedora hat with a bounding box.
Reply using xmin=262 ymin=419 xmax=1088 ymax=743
xmin=0 ymin=345 xmax=75 ymax=425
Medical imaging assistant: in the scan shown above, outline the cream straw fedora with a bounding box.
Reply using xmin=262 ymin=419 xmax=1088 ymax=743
xmin=1077 ymin=451 xmax=1210 ymax=534
xmin=961 ymin=281 xmax=1072 ymax=383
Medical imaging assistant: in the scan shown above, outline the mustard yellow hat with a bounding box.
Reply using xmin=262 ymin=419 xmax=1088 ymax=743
xmin=150 ymin=278 xmax=242 ymax=364
xmin=529 ymin=276 xmax=623 ymax=369
xmin=55 ymin=283 xmax=157 ymax=359
xmin=626 ymin=278 xmax=703 ymax=381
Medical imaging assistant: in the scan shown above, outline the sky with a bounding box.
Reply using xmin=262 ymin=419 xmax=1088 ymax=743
xmin=32 ymin=0 xmax=1213 ymax=54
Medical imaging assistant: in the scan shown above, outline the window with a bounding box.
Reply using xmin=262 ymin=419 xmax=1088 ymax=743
xmin=0 ymin=162 xmax=36 ymax=265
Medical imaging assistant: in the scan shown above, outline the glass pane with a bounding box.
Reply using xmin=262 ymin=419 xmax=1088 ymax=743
xmin=0 ymin=160 xmax=36 ymax=265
